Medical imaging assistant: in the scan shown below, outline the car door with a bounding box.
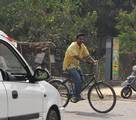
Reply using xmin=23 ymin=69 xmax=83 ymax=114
xmin=0 ymin=71 xmax=8 ymax=119
xmin=0 ymin=40 xmax=44 ymax=119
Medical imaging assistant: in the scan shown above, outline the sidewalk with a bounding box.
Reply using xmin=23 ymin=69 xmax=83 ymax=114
xmin=113 ymin=86 xmax=122 ymax=96
xmin=107 ymin=80 xmax=123 ymax=97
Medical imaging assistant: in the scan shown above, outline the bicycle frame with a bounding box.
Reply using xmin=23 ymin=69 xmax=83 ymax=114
xmin=63 ymin=61 xmax=101 ymax=92
xmin=62 ymin=73 xmax=97 ymax=95
xmin=81 ymin=74 xmax=95 ymax=92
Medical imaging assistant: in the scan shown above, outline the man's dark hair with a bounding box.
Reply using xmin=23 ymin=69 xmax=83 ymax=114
xmin=76 ymin=33 xmax=85 ymax=39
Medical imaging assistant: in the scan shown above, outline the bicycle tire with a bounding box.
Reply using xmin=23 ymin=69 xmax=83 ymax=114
xmin=49 ymin=80 xmax=70 ymax=107
xmin=88 ymin=82 xmax=116 ymax=113
xmin=121 ymin=86 xmax=132 ymax=99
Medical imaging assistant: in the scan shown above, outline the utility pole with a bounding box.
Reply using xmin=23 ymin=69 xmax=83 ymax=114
xmin=105 ymin=36 xmax=112 ymax=80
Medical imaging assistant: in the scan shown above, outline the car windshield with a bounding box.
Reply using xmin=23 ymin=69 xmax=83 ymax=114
xmin=0 ymin=42 xmax=26 ymax=74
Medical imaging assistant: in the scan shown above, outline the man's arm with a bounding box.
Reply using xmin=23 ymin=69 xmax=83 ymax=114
xmin=83 ymin=55 xmax=97 ymax=64
xmin=73 ymin=55 xmax=88 ymax=63
xmin=73 ymin=55 xmax=83 ymax=62
xmin=73 ymin=55 xmax=97 ymax=64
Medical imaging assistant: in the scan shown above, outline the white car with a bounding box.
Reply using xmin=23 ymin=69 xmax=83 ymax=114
xmin=0 ymin=33 xmax=64 ymax=120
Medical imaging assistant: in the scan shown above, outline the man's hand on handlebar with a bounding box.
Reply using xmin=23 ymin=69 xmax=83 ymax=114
xmin=86 ymin=59 xmax=98 ymax=64
xmin=73 ymin=55 xmax=98 ymax=64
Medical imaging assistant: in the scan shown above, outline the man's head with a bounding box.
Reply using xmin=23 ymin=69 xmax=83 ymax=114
xmin=76 ymin=33 xmax=86 ymax=46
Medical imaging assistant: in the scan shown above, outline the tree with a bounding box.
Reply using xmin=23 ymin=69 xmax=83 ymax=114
xmin=116 ymin=7 xmax=136 ymax=54
xmin=0 ymin=0 xmax=97 ymax=51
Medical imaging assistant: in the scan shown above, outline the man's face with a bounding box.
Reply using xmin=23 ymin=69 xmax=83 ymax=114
xmin=77 ymin=36 xmax=85 ymax=45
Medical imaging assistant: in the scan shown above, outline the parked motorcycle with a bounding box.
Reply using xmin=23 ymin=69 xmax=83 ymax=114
xmin=121 ymin=65 xmax=136 ymax=99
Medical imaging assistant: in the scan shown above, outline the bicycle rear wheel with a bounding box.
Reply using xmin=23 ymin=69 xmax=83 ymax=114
xmin=50 ymin=80 xmax=70 ymax=107
xmin=88 ymin=82 xmax=116 ymax=113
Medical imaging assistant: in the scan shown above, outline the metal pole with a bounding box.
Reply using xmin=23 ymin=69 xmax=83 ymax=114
xmin=105 ymin=36 xmax=112 ymax=80
xmin=48 ymin=46 xmax=51 ymax=74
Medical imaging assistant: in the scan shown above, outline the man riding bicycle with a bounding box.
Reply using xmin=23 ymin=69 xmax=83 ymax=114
xmin=63 ymin=33 xmax=97 ymax=102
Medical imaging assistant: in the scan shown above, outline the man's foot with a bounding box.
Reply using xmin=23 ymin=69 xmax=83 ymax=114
xmin=78 ymin=96 xmax=85 ymax=101
xmin=71 ymin=96 xmax=85 ymax=103
xmin=71 ymin=97 xmax=79 ymax=103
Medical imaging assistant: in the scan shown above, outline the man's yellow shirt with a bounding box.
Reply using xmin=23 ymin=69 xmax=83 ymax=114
xmin=63 ymin=42 xmax=90 ymax=71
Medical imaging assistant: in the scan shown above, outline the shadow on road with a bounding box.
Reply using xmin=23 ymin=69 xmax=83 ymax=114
xmin=65 ymin=110 xmax=124 ymax=119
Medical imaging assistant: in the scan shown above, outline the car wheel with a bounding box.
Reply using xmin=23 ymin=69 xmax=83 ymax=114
xmin=46 ymin=109 xmax=59 ymax=120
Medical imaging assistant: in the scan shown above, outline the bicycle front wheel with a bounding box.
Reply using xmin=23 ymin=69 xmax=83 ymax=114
xmin=88 ymin=82 xmax=116 ymax=113
xmin=50 ymin=80 xmax=70 ymax=107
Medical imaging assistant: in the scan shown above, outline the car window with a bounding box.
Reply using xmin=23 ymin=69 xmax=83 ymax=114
xmin=0 ymin=42 xmax=27 ymax=75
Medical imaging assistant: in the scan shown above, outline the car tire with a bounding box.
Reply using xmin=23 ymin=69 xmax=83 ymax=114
xmin=46 ymin=109 xmax=59 ymax=120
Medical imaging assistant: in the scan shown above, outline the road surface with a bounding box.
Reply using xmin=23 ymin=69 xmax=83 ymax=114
xmin=64 ymin=96 xmax=136 ymax=120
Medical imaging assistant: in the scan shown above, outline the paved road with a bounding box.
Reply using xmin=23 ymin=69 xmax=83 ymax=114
xmin=64 ymin=87 xmax=136 ymax=120
xmin=64 ymin=99 xmax=136 ymax=120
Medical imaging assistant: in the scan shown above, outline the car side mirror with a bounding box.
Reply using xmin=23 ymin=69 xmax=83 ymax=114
xmin=33 ymin=68 xmax=50 ymax=81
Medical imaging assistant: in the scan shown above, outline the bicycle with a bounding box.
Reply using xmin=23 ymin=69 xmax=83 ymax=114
xmin=49 ymin=58 xmax=116 ymax=113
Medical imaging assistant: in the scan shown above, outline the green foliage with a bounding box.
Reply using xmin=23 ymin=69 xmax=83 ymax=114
xmin=116 ymin=7 xmax=136 ymax=54
xmin=0 ymin=0 xmax=97 ymax=50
